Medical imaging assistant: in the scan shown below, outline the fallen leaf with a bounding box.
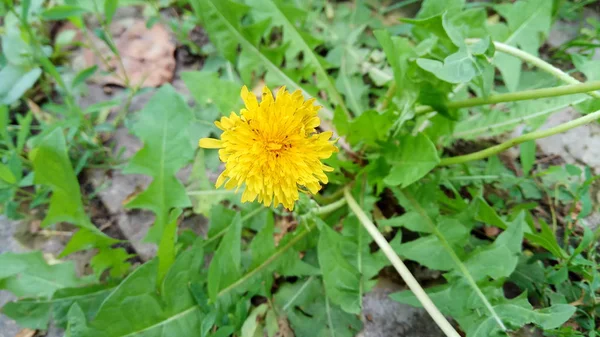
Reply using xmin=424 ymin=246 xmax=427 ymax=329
xmin=275 ymin=316 xmax=295 ymax=337
xmin=251 ymin=80 xmax=267 ymax=97
xmin=484 ymin=225 xmax=501 ymax=237
xmin=273 ymin=216 xmax=297 ymax=246
xmin=122 ymin=185 xmax=146 ymax=206
xmin=55 ymin=22 xmax=84 ymax=47
xmin=26 ymin=99 xmax=54 ymax=124
xmin=83 ymin=19 xmax=175 ymax=87
xmin=29 ymin=219 xmax=41 ymax=234
xmin=14 ymin=329 xmax=36 ymax=337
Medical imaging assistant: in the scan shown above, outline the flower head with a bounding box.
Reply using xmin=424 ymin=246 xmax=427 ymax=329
xmin=199 ymin=85 xmax=338 ymax=210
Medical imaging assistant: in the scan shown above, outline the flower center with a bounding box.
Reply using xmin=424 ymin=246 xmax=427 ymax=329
xmin=266 ymin=142 xmax=283 ymax=151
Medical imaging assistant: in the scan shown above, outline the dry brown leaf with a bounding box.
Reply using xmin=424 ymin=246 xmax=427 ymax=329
xmin=483 ymin=225 xmax=501 ymax=237
xmin=122 ymin=185 xmax=146 ymax=206
xmin=273 ymin=216 xmax=297 ymax=246
xmin=29 ymin=219 xmax=41 ymax=234
xmin=26 ymin=99 xmax=54 ymax=124
xmin=275 ymin=316 xmax=295 ymax=337
xmin=251 ymin=80 xmax=266 ymax=97
xmin=84 ymin=19 xmax=175 ymax=87
xmin=14 ymin=328 xmax=36 ymax=337
xmin=55 ymin=22 xmax=84 ymax=46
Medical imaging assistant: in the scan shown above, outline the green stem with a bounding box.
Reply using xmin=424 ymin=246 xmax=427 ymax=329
xmin=465 ymin=39 xmax=600 ymax=99
xmin=112 ymin=86 xmax=140 ymax=127
xmin=81 ymin=29 xmax=127 ymax=84
xmin=416 ymin=80 xmax=600 ymax=115
xmin=344 ymin=188 xmax=461 ymax=337
xmin=314 ymin=195 xmax=347 ymax=214
xmin=451 ymin=96 xmax=589 ymax=138
xmin=216 ymin=197 xmax=347 ymax=298
xmin=378 ymin=82 xmax=396 ymax=110
xmin=385 ymin=39 xmax=599 ymax=116
xmin=91 ymin=0 xmax=131 ymax=87
xmin=400 ymin=190 xmax=508 ymax=333
xmin=439 ymin=108 xmax=600 ymax=166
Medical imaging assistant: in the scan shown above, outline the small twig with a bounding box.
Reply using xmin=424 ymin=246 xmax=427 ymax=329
xmin=98 ymin=221 xmax=114 ymax=232
xmin=39 ymin=230 xmax=73 ymax=237
xmin=534 ymin=154 xmax=561 ymax=165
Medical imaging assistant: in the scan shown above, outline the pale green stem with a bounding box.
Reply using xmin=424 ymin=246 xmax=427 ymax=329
xmin=383 ymin=40 xmax=600 ymax=115
xmin=343 ymin=188 xmax=461 ymax=337
xmin=378 ymin=82 xmax=397 ymax=110
xmin=314 ymin=197 xmax=347 ymax=214
xmin=439 ymin=108 xmax=600 ymax=166
xmin=216 ymin=197 xmax=347 ymax=298
xmin=465 ymin=39 xmax=600 ymax=99
xmin=451 ymin=96 xmax=589 ymax=138
xmin=415 ymin=80 xmax=600 ymax=115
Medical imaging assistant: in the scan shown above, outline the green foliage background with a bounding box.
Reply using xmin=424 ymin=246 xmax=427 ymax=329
xmin=1 ymin=0 xmax=599 ymax=336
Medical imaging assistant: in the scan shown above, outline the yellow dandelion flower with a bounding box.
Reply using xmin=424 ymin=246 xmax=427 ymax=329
xmin=199 ymin=85 xmax=338 ymax=210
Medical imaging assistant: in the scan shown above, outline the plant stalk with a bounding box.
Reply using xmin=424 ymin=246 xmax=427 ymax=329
xmin=315 ymin=196 xmax=347 ymax=214
xmin=378 ymin=82 xmax=397 ymax=110
xmin=465 ymin=39 xmax=600 ymax=99
xmin=415 ymin=80 xmax=600 ymax=115
xmin=343 ymin=188 xmax=461 ymax=337
xmin=439 ymin=108 xmax=600 ymax=166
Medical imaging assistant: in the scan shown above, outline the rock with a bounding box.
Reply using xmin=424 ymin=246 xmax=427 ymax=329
xmin=507 ymin=106 xmax=600 ymax=230
xmin=581 ymin=210 xmax=600 ymax=231
xmin=181 ymin=214 xmax=210 ymax=238
xmin=546 ymin=20 xmax=580 ymax=50
xmin=0 ymin=317 xmax=20 ymax=337
xmin=113 ymin=211 xmax=157 ymax=261
xmin=535 ymin=107 xmax=600 ymax=174
xmin=0 ymin=217 xmax=86 ymax=337
xmin=359 ymin=278 xmax=446 ymax=337
xmin=89 ymin=145 xmax=157 ymax=261
xmin=0 ymin=216 xmax=27 ymax=255
xmin=547 ymin=9 xmax=600 ymax=57
xmin=41 ymin=324 xmax=64 ymax=337
xmin=0 ymin=218 xmax=63 ymax=336
xmin=88 ymin=124 xmax=202 ymax=260
xmin=533 ymin=107 xmax=600 ymax=230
